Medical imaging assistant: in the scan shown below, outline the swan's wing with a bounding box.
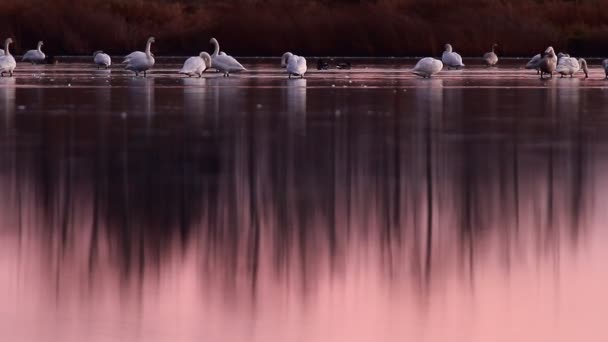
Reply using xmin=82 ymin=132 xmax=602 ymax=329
xmin=180 ymin=56 xmax=204 ymax=74
xmin=556 ymin=57 xmax=579 ymax=73
xmin=442 ymin=52 xmax=464 ymax=66
xmin=287 ymin=56 xmax=307 ymax=75
xmin=0 ymin=55 xmax=17 ymax=70
xmin=525 ymin=54 xmax=541 ymax=69
xmin=123 ymin=51 xmax=145 ymax=63
xmin=22 ymin=50 xmax=37 ymax=61
xmin=0 ymin=50 xmax=4 ymax=57
xmin=212 ymin=55 xmax=246 ymax=72
xmin=94 ymin=53 xmax=111 ymax=66
xmin=412 ymin=57 xmax=443 ymax=76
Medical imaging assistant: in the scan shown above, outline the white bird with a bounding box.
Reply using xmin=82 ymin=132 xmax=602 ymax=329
xmin=93 ymin=51 xmax=111 ymax=69
xmin=602 ymin=59 xmax=608 ymax=79
xmin=0 ymin=38 xmax=17 ymax=77
xmin=22 ymin=41 xmax=45 ymax=64
xmin=556 ymin=57 xmax=588 ymax=78
xmin=208 ymin=37 xmax=245 ymax=77
xmin=442 ymin=44 xmax=465 ymax=69
xmin=281 ymin=52 xmax=307 ymax=78
xmin=527 ymin=47 xmax=560 ymax=73
xmin=483 ymin=43 xmax=498 ymax=66
xmin=411 ymin=57 xmax=443 ymax=78
xmin=123 ymin=37 xmax=155 ymax=77
xmin=539 ymin=48 xmax=557 ymax=79
xmin=0 ymin=50 xmax=4 ymax=57
xmin=180 ymin=52 xmax=212 ymax=77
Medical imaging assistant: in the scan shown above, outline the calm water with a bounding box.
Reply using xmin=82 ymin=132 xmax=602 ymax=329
xmin=1 ymin=59 xmax=608 ymax=341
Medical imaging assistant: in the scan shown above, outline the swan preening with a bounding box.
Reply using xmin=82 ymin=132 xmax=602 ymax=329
xmin=180 ymin=52 xmax=212 ymax=77
xmin=93 ymin=51 xmax=111 ymax=69
xmin=281 ymin=52 xmax=307 ymax=78
xmin=411 ymin=57 xmax=443 ymax=78
xmin=0 ymin=38 xmax=16 ymax=77
xmin=208 ymin=37 xmax=245 ymax=76
xmin=123 ymin=37 xmax=155 ymax=77
xmin=22 ymin=41 xmax=46 ymax=64
xmin=442 ymin=44 xmax=465 ymax=69
xmin=483 ymin=44 xmax=498 ymax=66
xmin=556 ymin=57 xmax=588 ymax=78
xmin=539 ymin=47 xmax=557 ymax=79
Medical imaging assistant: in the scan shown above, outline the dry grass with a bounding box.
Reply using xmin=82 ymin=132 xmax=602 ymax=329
xmin=0 ymin=0 xmax=607 ymax=56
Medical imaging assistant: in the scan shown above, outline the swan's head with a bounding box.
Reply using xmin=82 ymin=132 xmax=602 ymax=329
xmin=147 ymin=37 xmax=156 ymax=44
xmin=5 ymin=38 xmax=13 ymax=45
xmin=281 ymin=52 xmax=293 ymax=67
xmin=444 ymin=44 xmax=453 ymax=53
xmin=545 ymin=46 xmax=555 ymax=54
xmin=199 ymin=52 xmax=212 ymax=69
xmin=209 ymin=38 xmax=218 ymax=46
xmin=37 ymin=41 xmax=43 ymax=48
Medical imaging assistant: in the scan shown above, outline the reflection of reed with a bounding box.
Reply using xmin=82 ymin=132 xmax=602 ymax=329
xmin=0 ymin=84 xmax=595 ymax=302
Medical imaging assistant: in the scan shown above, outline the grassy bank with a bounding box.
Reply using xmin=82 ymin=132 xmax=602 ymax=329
xmin=1 ymin=0 xmax=607 ymax=57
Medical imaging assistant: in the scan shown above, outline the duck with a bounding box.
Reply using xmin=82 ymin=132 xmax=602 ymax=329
xmin=22 ymin=41 xmax=46 ymax=64
xmin=281 ymin=52 xmax=307 ymax=78
xmin=123 ymin=36 xmax=155 ymax=77
xmin=442 ymin=43 xmax=465 ymax=69
xmin=0 ymin=38 xmax=16 ymax=77
xmin=483 ymin=43 xmax=498 ymax=66
xmin=556 ymin=57 xmax=588 ymax=78
xmin=411 ymin=57 xmax=443 ymax=78
xmin=180 ymin=52 xmax=212 ymax=77
xmin=93 ymin=51 xmax=111 ymax=69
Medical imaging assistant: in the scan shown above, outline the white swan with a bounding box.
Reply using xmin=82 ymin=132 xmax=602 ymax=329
xmin=180 ymin=52 xmax=212 ymax=77
xmin=556 ymin=57 xmax=588 ymax=78
xmin=0 ymin=38 xmax=16 ymax=77
xmin=208 ymin=37 xmax=245 ymax=77
xmin=527 ymin=47 xmax=559 ymax=73
xmin=483 ymin=44 xmax=498 ymax=66
xmin=442 ymin=44 xmax=464 ymax=69
xmin=603 ymin=59 xmax=608 ymax=79
xmin=22 ymin=41 xmax=45 ymax=64
xmin=93 ymin=51 xmax=111 ymax=69
xmin=123 ymin=37 xmax=155 ymax=77
xmin=539 ymin=48 xmax=557 ymax=79
xmin=281 ymin=52 xmax=307 ymax=78
xmin=411 ymin=57 xmax=443 ymax=78
xmin=0 ymin=50 xmax=4 ymax=57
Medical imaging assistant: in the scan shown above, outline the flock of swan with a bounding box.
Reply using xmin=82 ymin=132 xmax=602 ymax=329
xmin=0 ymin=37 xmax=607 ymax=80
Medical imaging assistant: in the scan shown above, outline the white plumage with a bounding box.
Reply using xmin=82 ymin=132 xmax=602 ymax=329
xmin=281 ymin=52 xmax=307 ymax=78
xmin=483 ymin=44 xmax=498 ymax=66
xmin=602 ymin=59 xmax=608 ymax=79
xmin=0 ymin=38 xmax=16 ymax=77
xmin=123 ymin=37 xmax=155 ymax=77
xmin=527 ymin=47 xmax=559 ymax=73
xmin=442 ymin=44 xmax=465 ymax=69
xmin=22 ymin=41 xmax=45 ymax=64
xmin=556 ymin=57 xmax=588 ymax=78
xmin=93 ymin=51 xmax=111 ymax=69
xmin=208 ymin=37 xmax=245 ymax=77
xmin=180 ymin=52 xmax=212 ymax=77
xmin=411 ymin=57 xmax=443 ymax=78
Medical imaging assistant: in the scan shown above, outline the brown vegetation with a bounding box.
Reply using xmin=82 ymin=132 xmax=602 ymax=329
xmin=1 ymin=0 xmax=607 ymax=56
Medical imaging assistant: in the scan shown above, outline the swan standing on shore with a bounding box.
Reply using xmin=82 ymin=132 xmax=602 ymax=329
xmin=442 ymin=44 xmax=465 ymax=69
xmin=22 ymin=41 xmax=45 ymax=64
xmin=539 ymin=48 xmax=557 ymax=79
xmin=411 ymin=57 xmax=443 ymax=78
xmin=0 ymin=38 xmax=16 ymax=77
xmin=123 ymin=37 xmax=155 ymax=77
xmin=281 ymin=52 xmax=307 ymax=78
xmin=556 ymin=57 xmax=588 ymax=78
xmin=93 ymin=51 xmax=111 ymax=69
xmin=527 ymin=47 xmax=560 ymax=73
xmin=180 ymin=52 xmax=212 ymax=77
xmin=208 ymin=37 xmax=245 ymax=76
xmin=483 ymin=44 xmax=498 ymax=66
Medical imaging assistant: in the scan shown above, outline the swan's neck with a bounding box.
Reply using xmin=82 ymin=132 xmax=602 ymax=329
xmin=145 ymin=41 xmax=152 ymax=57
xmin=212 ymin=41 xmax=219 ymax=57
xmin=580 ymin=59 xmax=589 ymax=76
xmin=4 ymin=41 xmax=10 ymax=56
xmin=491 ymin=45 xmax=495 ymax=53
xmin=37 ymin=43 xmax=42 ymax=52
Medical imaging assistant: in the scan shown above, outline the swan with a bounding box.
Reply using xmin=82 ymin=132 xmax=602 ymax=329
xmin=281 ymin=52 xmax=307 ymax=78
xmin=22 ymin=41 xmax=45 ymax=64
xmin=93 ymin=51 xmax=111 ymax=69
xmin=411 ymin=57 xmax=443 ymax=78
xmin=0 ymin=50 xmax=4 ymax=57
xmin=180 ymin=52 xmax=212 ymax=77
xmin=539 ymin=48 xmax=557 ymax=79
xmin=603 ymin=59 xmax=608 ymax=79
xmin=527 ymin=47 xmax=560 ymax=73
xmin=556 ymin=57 xmax=588 ymax=78
xmin=208 ymin=38 xmax=245 ymax=76
xmin=123 ymin=37 xmax=155 ymax=77
xmin=0 ymin=38 xmax=16 ymax=77
xmin=442 ymin=44 xmax=464 ymax=69
xmin=483 ymin=44 xmax=498 ymax=66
